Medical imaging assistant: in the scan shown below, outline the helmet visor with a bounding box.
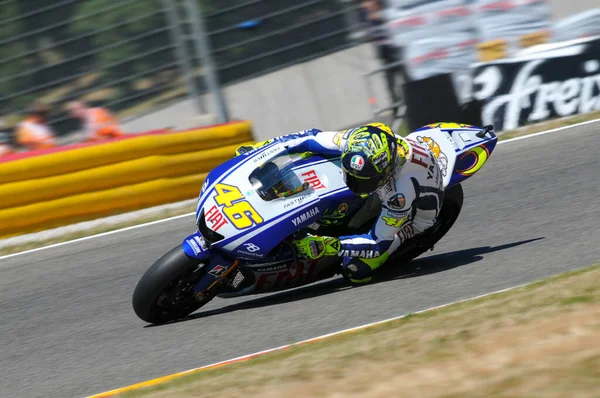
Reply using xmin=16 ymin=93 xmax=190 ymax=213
xmin=343 ymin=170 xmax=384 ymax=196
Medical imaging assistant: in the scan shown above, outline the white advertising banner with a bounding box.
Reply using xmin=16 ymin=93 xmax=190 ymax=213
xmin=552 ymin=9 xmax=600 ymax=43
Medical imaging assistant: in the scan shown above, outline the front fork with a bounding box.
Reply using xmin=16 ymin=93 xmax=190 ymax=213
xmin=182 ymin=231 xmax=239 ymax=300
xmin=193 ymin=256 xmax=240 ymax=300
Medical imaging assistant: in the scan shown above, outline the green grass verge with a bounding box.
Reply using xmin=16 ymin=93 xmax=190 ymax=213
xmin=111 ymin=264 xmax=600 ymax=398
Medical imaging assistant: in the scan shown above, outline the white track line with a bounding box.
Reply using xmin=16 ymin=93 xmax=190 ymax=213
xmin=87 ymin=281 xmax=533 ymax=397
xmin=0 ymin=213 xmax=194 ymax=261
xmin=497 ymin=118 xmax=600 ymax=144
xmin=2 ymin=117 xmax=598 ymax=261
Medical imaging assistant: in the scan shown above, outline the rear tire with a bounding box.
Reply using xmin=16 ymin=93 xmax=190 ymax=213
xmin=132 ymin=246 xmax=207 ymax=324
xmin=390 ymin=183 xmax=464 ymax=265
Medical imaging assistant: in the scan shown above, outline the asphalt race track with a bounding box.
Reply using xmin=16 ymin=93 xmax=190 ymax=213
xmin=0 ymin=123 xmax=599 ymax=397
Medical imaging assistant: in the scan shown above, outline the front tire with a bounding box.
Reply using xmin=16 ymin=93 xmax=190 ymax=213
xmin=132 ymin=246 xmax=207 ymax=324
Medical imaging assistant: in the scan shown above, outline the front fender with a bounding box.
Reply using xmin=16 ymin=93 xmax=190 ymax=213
xmin=181 ymin=231 xmax=212 ymax=261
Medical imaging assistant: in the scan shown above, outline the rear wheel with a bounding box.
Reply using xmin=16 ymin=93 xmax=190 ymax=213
xmin=390 ymin=183 xmax=464 ymax=265
xmin=132 ymin=246 xmax=208 ymax=324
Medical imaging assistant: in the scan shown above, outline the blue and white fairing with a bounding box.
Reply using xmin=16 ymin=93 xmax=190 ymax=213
xmin=408 ymin=123 xmax=498 ymax=189
xmin=182 ymin=124 xmax=497 ymax=263
xmin=183 ymin=142 xmax=359 ymax=261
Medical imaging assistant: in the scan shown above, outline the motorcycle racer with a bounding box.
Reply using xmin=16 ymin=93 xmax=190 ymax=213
xmin=235 ymin=123 xmax=444 ymax=284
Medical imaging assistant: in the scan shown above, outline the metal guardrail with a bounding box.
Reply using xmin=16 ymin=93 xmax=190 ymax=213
xmin=364 ymin=59 xmax=407 ymax=123
xmin=0 ymin=0 xmax=365 ymax=136
xmin=1 ymin=0 xmax=201 ymax=134
xmin=205 ymin=0 xmax=363 ymax=85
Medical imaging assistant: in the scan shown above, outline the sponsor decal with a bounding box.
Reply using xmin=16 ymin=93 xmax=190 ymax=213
xmin=209 ymin=265 xmax=228 ymax=277
xmin=252 ymin=145 xmax=281 ymax=164
xmin=193 ymin=235 xmax=208 ymax=250
xmin=338 ymin=250 xmax=381 ymax=258
xmin=396 ymin=223 xmax=415 ymax=242
xmin=255 ymin=260 xmax=318 ymax=290
xmin=350 ymin=155 xmax=365 ymax=171
xmin=302 ymin=170 xmax=326 ymax=190
xmin=382 ymin=214 xmax=408 ymax=228
xmin=427 ymin=162 xmax=440 ymax=184
xmin=255 ymin=263 xmax=289 ymax=273
xmin=457 ymin=145 xmax=490 ymax=176
xmin=470 ymin=39 xmax=600 ymax=130
xmin=243 ymin=243 xmax=261 ymax=253
xmin=213 ymin=183 xmax=263 ymax=230
xmin=283 ymin=194 xmax=311 ymax=209
xmin=387 ymin=193 xmax=406 ymax=210
xmin=237 ymin=250 xmax=264 ymax=258
xmin=205 ymin=205 xmax=228 ymax=232
xmin=291 ymin=207 xmax=320 ymax=226
xmin=417 ymin=136 xmax=440 ymax=158
xmin=201 ymin=178 xmax=210 ymax=194
xmin=338 ymin=203 xmax=349 ymax=215
xmin=188 ymin=239 xmax=201 ymax=255
xmin=416 ymin=136 xmax=448 ymax=177
xmin=406 ymin=138 xmax=430 ymax=169
xmin=385 ymin=209 xmax=408 ymax=218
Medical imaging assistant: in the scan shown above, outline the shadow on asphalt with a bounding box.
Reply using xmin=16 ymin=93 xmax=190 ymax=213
xmin=147 ymin=237 xmax=544 ymax=327
xmin=382 ymin=237 xmax=545 ymax=280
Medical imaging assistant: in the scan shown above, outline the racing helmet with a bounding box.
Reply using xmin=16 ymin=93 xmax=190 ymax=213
xmin=340 ymin=123 xmax=401 ymax=196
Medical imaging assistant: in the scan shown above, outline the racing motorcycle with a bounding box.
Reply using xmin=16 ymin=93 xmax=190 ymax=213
xmin=132 ymin=124 xmax=497 ymax=324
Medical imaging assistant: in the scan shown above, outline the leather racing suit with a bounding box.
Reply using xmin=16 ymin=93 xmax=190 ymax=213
xmin=240 ymin=127 xmax=444 ymax=282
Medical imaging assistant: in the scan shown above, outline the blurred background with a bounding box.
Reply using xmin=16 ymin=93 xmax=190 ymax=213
xmin=1 ymin=0 xmax=599 ymax=150
xmin=1 ymin=0 xmax=599 ymax=237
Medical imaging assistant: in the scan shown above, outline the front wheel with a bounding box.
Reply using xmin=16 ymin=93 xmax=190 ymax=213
xmin=132 ymin=246 xmax=208 ymax=324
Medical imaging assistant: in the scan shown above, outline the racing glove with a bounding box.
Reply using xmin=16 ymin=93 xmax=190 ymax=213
xmin=294 ymin=235 xmax=341 ymax=260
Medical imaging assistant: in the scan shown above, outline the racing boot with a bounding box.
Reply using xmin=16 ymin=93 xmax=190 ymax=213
xmin=341 ymin=252 xmax=389 ymax=285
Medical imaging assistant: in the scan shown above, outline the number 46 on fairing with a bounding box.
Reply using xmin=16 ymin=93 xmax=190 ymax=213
xmin=214 ymin=183 xmax=264 ymax=229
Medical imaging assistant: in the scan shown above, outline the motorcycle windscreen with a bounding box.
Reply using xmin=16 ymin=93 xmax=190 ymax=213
xmin=248 ymin=155 xmax=312 ymax=201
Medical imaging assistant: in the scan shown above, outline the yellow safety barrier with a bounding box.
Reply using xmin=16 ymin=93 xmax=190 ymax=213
xmin=0 ymin=172 xmax=208 ymax=238
xmin=0 ymin=120 xmax=252 ymax=184
xmin=0 ymin=142 xmax=251 ymax=209
xmin=0 ymin=121 xmax=256 ymax=238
